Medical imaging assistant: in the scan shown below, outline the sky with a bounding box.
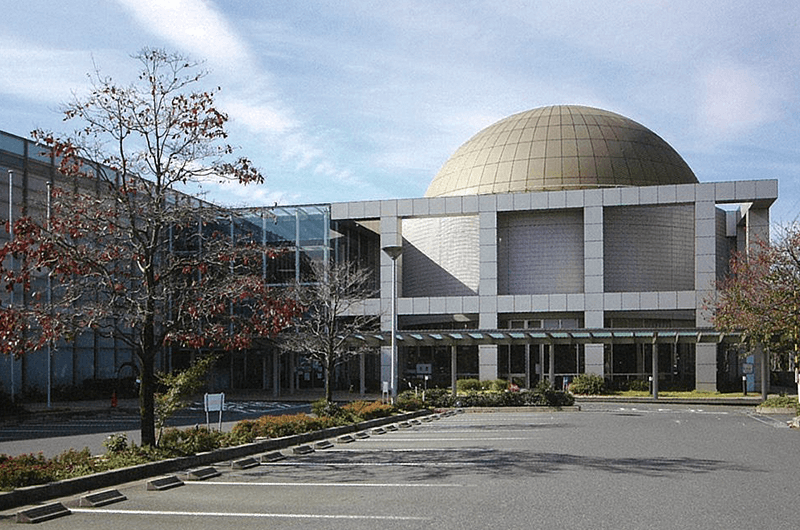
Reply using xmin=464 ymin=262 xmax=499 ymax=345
xmin=1 ymin=0 xmax=799 ymax=225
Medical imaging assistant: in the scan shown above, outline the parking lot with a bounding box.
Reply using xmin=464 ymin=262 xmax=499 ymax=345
xmin=3 ymin=404 xmax=798 ymax=529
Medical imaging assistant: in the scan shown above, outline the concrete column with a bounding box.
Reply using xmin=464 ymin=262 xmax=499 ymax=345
xmin=584 ymin=200 xmax=604 ymax=376
xmin=478 ymin=207 xmax=498 ymax=380
xmin=747 ymin=207 xmax=770 ymax=400
xmin=695 ymin=343 xmax=717 ymax=392
xmin=695 ymin=188 xmax=717 ymax=390
xmin=585 ymin=345 xmax=605 ymax=376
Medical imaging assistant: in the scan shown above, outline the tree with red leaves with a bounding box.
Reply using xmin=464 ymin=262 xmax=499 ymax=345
xmin=0 ymin=49 xmax=300 ymax=446
xmin=712 ymin=225 xmax=800 ymax=402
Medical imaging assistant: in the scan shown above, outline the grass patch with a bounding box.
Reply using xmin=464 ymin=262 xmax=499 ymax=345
xmin=760 ymin=395 xmax=800 ymax=413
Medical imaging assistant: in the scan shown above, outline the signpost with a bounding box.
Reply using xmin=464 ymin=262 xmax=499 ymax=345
xmin=204 ymin=393 xmax=225 ymax=431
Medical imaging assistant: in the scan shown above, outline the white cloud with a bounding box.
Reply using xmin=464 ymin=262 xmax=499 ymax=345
xmin=0 ymin=40 xmax=95 ymax=103
xmin=698 ymin=65 xmax=776 ymax=139
xmin=114 ymin=0 xmax=253 ymax=70
xmin=222 ymin=98 xmax=297 ymax=135
xmin=113 ymin=0 xmax=356 ymax=201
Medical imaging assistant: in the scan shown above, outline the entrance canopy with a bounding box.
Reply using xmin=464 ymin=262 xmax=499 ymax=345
xmin=348 ymin=328 xmax=741 ymax=347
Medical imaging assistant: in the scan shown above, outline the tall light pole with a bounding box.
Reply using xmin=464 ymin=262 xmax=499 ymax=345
xmin=7 ymin=170 xmax=15 ymax=402
xmin=382 ymin=245 xmax=402 ymax=402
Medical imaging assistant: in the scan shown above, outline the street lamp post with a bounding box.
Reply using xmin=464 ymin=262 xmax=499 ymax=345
xmin=382 ymin=245 xmax=402 ymax=402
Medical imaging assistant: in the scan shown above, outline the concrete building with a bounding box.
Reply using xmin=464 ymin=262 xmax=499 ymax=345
xmin=330 ymin=105 xmax=776 ymax=395
xmin=0 ymin=104 xmax=779 ymax=397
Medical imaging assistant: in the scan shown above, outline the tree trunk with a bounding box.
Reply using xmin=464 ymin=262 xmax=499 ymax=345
xmin=761 ymin=346 xmax=769 ymax=402
xmin=139 ymin=353 xmax=156 ymax=447
xmin=324 ymin=358 xmax=333 ymax=403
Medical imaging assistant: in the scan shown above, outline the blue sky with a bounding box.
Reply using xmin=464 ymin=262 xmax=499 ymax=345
xmin=1 ymin=1 xmax=799 ymax=225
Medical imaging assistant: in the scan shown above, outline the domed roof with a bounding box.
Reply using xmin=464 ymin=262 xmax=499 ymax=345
xmin=425 ymin=105 xmax=697 ymax=197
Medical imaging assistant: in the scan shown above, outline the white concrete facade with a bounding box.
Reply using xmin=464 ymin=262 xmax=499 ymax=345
xmin=331 ymin=179 xmax=777 ymax=391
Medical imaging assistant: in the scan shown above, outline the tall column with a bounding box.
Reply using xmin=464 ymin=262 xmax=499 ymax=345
xmin=746 ymin=206 xmax=770 ymax=399
xmin=478 ymin=207 xmax=498 ymax=380
xmin=584 ymin=197 xmax=605 ymax=376
xmin=695 ymin=185 xmax=717 ymax=392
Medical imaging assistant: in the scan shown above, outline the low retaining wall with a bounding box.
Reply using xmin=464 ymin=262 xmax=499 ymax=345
xmin=0 ymin=410 xmax=429 ymax=511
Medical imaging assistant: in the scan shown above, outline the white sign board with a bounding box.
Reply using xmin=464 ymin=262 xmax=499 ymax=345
xmin=416 ymin=363 xmax=432 ymax=375
xmin=204 ymin=392 xmax=225 ymax=430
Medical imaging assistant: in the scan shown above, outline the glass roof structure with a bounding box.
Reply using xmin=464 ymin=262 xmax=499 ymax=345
xmin=348 ymin=329 xmax=740 ymax=347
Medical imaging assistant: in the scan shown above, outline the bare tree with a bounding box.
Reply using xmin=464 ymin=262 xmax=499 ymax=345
xmin=280 ymin=259 xmax=378 ymax=402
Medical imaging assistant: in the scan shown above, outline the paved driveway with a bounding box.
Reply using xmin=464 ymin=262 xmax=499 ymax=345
xmin=2 ymin=404 xmax=797 ymax=529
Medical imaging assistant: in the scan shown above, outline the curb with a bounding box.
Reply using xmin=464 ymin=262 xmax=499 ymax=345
xmin=755 ymin=406 xmax=799 ymax=415
xmin=0 ymin=409 xmax=430 ymax=511
xmin=573 ymin=396 xmax=763 ymax=406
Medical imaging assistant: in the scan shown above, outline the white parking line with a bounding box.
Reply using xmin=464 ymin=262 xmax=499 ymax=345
xmin=189 ymin=481 xmax=466 ymax=487
xmin=325 ymin=447 xmax=491 ymax=452
xmin=262 ymin=462 xmax=476 ymax=467
xmin=746 ymin=413 xmax=791 ymax=428
xmin=70 ymin=508 xmax=429 ymax=521
xmin=348 ymin=437 xmax=532 ymax=442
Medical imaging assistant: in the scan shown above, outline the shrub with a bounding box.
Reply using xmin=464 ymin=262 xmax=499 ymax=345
xmin=628 ymin=379 xmax=650 ymax=392
xmin=456 ymin=378 xmax=482 ymax=391
xmin=230 ymin=413 xmax=339 ymax=440
xmin=423 ymin=388 xmax=456 ymax=408
xmin=395 ymin=391 xmax=424 ymax=411
xmin=103 ymin=433 xmax=131 ymax=454
xmin=485 ymin=379 xmax=509 ymax=392
xmin=341 ymin=400 xmax=393 ymax=421
xmin=569 ymin=374 xmax=606 ymax=395
xmin=311 ymin=398 xmax=345 ymax=418
xmin=0 ymin=453 xmax=57 ymax=490
xmin=158 ymin=426 xmax=226 ymax=455
xmin=761 ymin=396 xmax=800 ymax=413
xmin=530 ymin=380 xmax=575 ymax=407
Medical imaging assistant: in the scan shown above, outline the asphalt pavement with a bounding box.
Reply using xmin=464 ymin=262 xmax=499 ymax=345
xmin=2 ymin=403 xmax=797 ymax=529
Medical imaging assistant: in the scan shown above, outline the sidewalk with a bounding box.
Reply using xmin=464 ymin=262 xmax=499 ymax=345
xmin=3 ymin=389 xmax=384 ymax=423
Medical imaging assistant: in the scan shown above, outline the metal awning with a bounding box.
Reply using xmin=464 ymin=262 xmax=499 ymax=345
xmin=346 ymin=329 xmax=740 ymax=347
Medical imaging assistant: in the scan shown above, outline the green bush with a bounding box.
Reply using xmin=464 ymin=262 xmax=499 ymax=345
xmin=456 ymin=378 xmax=509 ymax=392
xmin=414 ymin=384 xmax=573 ymax=409
xmin=311 ymin=398 xmax=346 ymax=418
xmin=395 ymin=391 xmax=425 ymax=411
xmin=623 ymin=379 xmax=648 ymax=392
xmin=761 ymin=396 xmax=800 ymax=413
xmin=456 ymin=378 xmax=482 ymax=391
xmin=485 ymin=379 xmax=509 ymax=392
xmin=158 ymin=426 xmax=226 ymax=455
xmin=103 ymin=433 xmax=131 ymax=454
xmin=423 ymin=388 xmax=456 ymax=407
xmin=341 ymin=400 xmax=394 ymax=421
xmin=231 ymin=413 xmax=340 ymax=440
xmin=569 ymin=374 xmax=606 ymax=395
